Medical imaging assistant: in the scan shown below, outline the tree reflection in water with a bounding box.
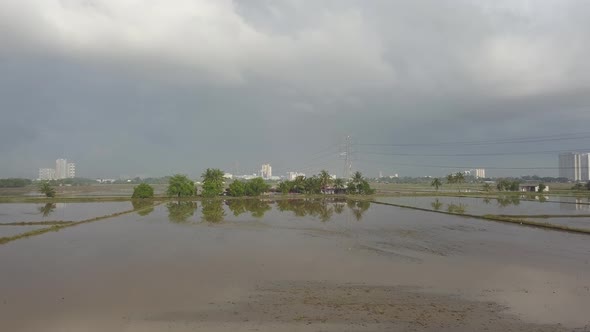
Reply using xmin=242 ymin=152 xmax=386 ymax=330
xmin=166 ymin=198 xmax=370 ymax=224
xmin=496 ymin=196 xmax=520 ymax=207
xmin=225 ymin=199 xmax=271 ymax=218
xmin=276 ymin=199 xmax=346 ymax=222
xmin=346 ymin=200 xmax=371 ymax=221
xmin=201 ymin=199 xmax=225 ymax=223
xmin=38 ymin=203 xmax=56 ymax=217
xmin=167 ymin=201 xmax=198 ymax=223
xmin=431 ymin=199 xmax=443 ymax=211
xmin=131 ymin=200 xmax=155 ymax=216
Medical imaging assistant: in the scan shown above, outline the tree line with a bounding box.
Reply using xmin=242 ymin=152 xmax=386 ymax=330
xmin=0 ymin=178 xmax=32 ymax=188
xmin=133 ymin=169 xmax=374 ymax=199
xmin=34 ymin=168 xmax=375 ymax=198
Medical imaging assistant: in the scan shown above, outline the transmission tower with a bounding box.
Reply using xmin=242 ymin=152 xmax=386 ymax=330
xmin=341 ymin=136 xmax=352 ymax=179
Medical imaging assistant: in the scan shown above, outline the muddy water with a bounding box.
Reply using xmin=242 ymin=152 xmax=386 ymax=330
xmin=0 ymin=202 xmax=132 ymax=222
xmin=0 ymin=199 xmax=588 ymax=331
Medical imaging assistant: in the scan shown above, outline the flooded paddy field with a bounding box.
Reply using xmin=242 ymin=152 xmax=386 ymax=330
xmin=375 ymin=195 xmax=590 ymax=216
xmin=0 ymin=202 xmax=133 ymax=223
xmin=0 ymin=198 xmax=589 ymax=331
xmin=0 ymin=225 xmax=48 ymax=237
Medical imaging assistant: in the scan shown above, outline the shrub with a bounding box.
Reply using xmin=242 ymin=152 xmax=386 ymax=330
xmin=132 ymin=183 xmax=154 ymax=199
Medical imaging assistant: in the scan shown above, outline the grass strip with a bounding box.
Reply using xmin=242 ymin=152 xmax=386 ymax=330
xmin=0 ymin=221 xmax=75 ymax=226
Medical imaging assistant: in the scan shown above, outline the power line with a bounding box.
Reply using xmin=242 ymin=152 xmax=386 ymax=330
xmin=355 ymin=148 xmax=590 ymax=157
xmin=355 ymin=132 xmax=590 ymax=147
xmin=355 ymin=158 xmax=579 ymax=170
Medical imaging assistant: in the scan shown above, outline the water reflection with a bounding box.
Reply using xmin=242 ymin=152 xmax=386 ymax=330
xmin=167 ymin=201 xmax=198 ymax=223
xmin=131 ymin=200 xmax=155 ymax=216
xmin=346 ymin=200 xmax=371 ymax=221
xmin=225 ymin=199 xmax=271 ymax=218
xmin=431 ymin=199 xmax=443 ymax=211
xmin=496 ymin=196 xmax=520 ymax=207
xmin=559 ymin=197 xmax=590 ymax=211
xmin=275 ymin=198 xmax=364 ymax=222
xmin=38 ymin=203 xmax=56 ymax=217
xmin=162 ymin=199 xmax=371 ymax=224
xmin=446 ymin=203 xmax=466 ymax=214
xmin=201 ymin=200 xmax=225 ymax=223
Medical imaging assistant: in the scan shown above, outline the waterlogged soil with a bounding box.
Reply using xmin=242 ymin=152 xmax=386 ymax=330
xmin=0 ymin=202 xmax=132 ymax=223
xmin=0 ymin=199 xmax=589 ymax=331
xmin=375 ymin=196 xmax=590 ymax=215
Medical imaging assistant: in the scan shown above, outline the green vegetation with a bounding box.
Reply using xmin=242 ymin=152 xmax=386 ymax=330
xmin=319 ymin=170 xmax=332 ymax=190
xmin=496 ymin=179 xmax=520 ymax=191
xmin=431 ymin=199 xmax=443 ymax=210
xmin=201 ymin=168 xmax=225 ymax=198
xmin=446 ymin=172 xmax=465 ymax=192
xmin=571 ymin=181 xmax=590 ymax=191
xmin=347 ymin=172 xmax=375 ymax=195
xmin=430 ymin=178 xmax=442 ymax=191
xmin=167 ymin=174 xmax=195 ymax=198
xmin=228 ymin=178 xmax=270 ymax=197
xmin=277 ymin=171 xmax=373 ymax=195
xmin=132 ymin=183 xmax=154 ymax=199
xmin=446 ymin=203 xmax=466 ymax=214
xmin=333 ymin=178 xmax=345 ymax=191
xmin=537 ymin=183 xmax=546 ymax=193
xmin=482 ymin=183 xmax=493 ymax=192
xmin=38 ymin=181 xmax=56 ymax=197
xmin=0 ymin=178 xmax=32 ymax=188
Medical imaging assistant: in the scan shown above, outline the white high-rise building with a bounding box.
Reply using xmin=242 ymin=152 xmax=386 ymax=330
xmin=67 ymin=163 xmax=76 ymax=178
xmin=39 ymin=168 xmax=56 ymax=180
xmin=261 ymin=164 xmax=272 ymax=179
xmin=55 ymin=158 xmax=67 ymax=179
xmin=474 ymin=169 xmax=486 ymax=178
xmin=559 ymin=152 xmax=590 ymax=181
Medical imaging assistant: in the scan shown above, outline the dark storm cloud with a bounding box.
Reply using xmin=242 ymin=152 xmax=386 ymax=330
xmin=1 ymin=0 xmax=589 ymax=178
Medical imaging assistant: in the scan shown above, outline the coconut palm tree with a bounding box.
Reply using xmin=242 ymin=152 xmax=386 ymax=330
xmin=38 ymin=181 xmax=56 ymax=198
xmin=318 ymin=170 xmax=332 ymax=191
xmin=431 ymin=178 xmax=442 ymax=191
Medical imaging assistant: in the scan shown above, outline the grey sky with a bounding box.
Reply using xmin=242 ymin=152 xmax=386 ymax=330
xmin=1 ymin=0 xmax=589 ymax=179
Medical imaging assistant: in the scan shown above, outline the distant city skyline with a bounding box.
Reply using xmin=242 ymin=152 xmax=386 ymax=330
xmin=38 ymin=158 xmax=76 ymax=180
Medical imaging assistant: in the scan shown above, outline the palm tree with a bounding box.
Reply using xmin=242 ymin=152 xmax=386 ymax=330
xmin=431 ymin=178 xmax=442 ymax=191
xmin=333 ymin=178 xmax=345 ymax=193
xmin=318 ymin=170 xmax=332 ymax=191
xmin=454 ymin=172 xmax=465 ymax=192
xmin=38 ymin=181 xmax=56 ymax=198
xmin=446 ymin=173 xmax=455 ymax=185
xmin=293 ymin=175 xmax=306 ymax=193
xmin=352 ymin=171 xmax=363 ymax=184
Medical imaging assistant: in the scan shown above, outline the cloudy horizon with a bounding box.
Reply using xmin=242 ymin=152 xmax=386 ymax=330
xmin=1 ymin=0 xmax=590 ymax=179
